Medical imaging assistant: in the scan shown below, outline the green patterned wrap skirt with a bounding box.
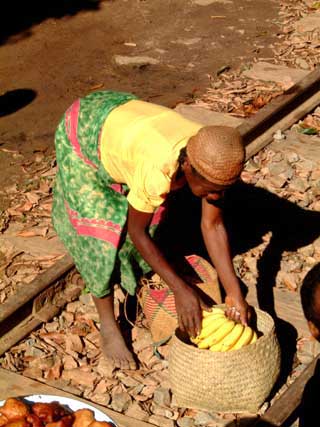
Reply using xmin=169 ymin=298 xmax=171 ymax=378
xmin=52 ymin=91 xmax=167 ymax=298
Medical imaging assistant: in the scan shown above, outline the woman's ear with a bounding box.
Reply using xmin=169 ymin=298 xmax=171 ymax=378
xmin=181 ymin=156 xmax=191 ymax=172
xmin=308 ymin=320 xmax=320 ymax=341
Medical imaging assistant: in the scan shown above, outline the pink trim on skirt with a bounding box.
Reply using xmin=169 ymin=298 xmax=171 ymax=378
xmin=65 ymin=99 xmax=98 ymax=169
xmin=66 ymin=202 xmax=122 ymax=247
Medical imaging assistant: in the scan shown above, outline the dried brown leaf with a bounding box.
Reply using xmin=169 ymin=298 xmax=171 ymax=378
xmin=0 ymin=148 xmax=20 ymax=154
xmin=141 ymin=384 xmax=158 ymax=397
xmin=134 ymin=395 xmax=150 ymax=402
xmin=45 ymin=357 xmax=62 ymax=380
xmin=94 ymin=378 xmax=108 ymax=394
xmin=40 ymin=331 xmax=66 ymax=346
xmin=63 ymin=354 xmax=79 ymax=370
xmin=38 ymin=180 xmax=51 ymax=194
xmin=23 ymin=366 xmax=43 ymax=379
xmin=62 ymin=368 xmax=97 ymax=388
xmin=40 ymin=166 xmax=58 ymax=177
xmin=69 ymin=324 xmax=90 ymax=337
xmin=25 ymin=192 xmax=41 ymax=205
xmin=66 ymin=333 xmax=84 ymax=354
xmin=16 ymin=227 xmax=48 ymax=237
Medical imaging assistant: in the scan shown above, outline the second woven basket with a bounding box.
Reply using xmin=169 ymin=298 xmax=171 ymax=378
xmin=138 ymin=255 xmax=222 ymax=343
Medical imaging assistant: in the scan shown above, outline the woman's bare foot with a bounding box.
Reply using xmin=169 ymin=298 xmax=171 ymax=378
xmin=92 ymin=293 xmax=137 ymax=370
xmin=100 ymin=325 xmax=137 ymax=370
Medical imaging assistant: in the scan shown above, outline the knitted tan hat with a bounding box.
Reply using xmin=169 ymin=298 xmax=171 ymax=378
xmin=186 ymin=126 xmax=245 ymax=186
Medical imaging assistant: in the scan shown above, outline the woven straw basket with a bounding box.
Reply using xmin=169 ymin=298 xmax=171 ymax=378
xmin=138 ymin=255 xmax=222 ymax=344
xmin=168 ymin=306 xmax=281 ymax=413
xmin=138 ymin=283 xmax=177 ymax=344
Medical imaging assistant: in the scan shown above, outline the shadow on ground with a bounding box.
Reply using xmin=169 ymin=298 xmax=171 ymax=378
xmin=121 ymin=180 xmax=320 ymax=426
xmin=154 ymin=181 xmax=320 ymax=383
xmin=0 ymin=0 xmax=101 ymax=44
xmin=297 ymin=357 xmax=320 ymax=427
xmin=224 ymin=418 xmax=278 ymax=426
xmin=156 ymin=181 xmax=320 ymax=304
xmin=0 ymin=89 xmax=37 ymax=117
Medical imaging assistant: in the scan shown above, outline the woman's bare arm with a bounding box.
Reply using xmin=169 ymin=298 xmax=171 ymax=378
xmin=127 ymin=203 xmax=206 ymax=336
xmin=201 ymin=198 xmax=249 ymax=324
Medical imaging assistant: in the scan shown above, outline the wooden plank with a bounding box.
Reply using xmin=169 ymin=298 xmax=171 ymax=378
xmin=0 ymin=274 xmax=83 ymax=356
xmin=244 ymin=90 xmax=320 ymax=160
xmin=259 ymin=355 xmax=320 ymax=426
xmin=0 ymin=305 xmax=61 ymax=356
xmin=0 ymin=368 xmax=154 ymax=427
xmin=237 ymin=67 xmax=320 ymax=143
xmin=0 ymin=254 xmax=74 ymax=322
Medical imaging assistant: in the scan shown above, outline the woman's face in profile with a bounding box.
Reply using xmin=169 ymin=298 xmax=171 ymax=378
xmin=183 ymin=158 xmax=228 ymax=200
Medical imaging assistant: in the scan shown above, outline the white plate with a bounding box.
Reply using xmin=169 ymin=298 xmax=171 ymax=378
xmin=0 ymin=394 xmax=117 ymax=426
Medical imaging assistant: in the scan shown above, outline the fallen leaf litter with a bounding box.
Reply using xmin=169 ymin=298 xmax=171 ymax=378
xmin=1 ymin=2 xmax=320 ymax=426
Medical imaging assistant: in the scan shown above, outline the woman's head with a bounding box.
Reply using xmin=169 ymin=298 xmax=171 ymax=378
xmin=301 ymin=263 xmax=320 ymax=341
xmin=180 ymin=126 xmax=245 ymax=199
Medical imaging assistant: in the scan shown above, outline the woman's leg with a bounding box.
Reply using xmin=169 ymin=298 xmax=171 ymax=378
xmin=92 ymin=294 xmax=136 ymax=370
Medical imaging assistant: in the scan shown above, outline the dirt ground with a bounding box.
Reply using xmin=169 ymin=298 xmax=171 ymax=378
xmin=0 ymin=0 xmax=280 ymax=187
xmin=1 ymin=3 xmax=320 ymax=425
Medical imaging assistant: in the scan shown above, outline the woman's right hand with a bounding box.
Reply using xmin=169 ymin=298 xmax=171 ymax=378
xmin=225 ymin=294 xmax=251 ymax=326
xmin=174 ymin=285 xmax=207 ymax=338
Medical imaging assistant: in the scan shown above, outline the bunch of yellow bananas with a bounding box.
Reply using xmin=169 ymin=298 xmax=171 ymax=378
xmin=191 ymin=307 xmax=258 ymax=352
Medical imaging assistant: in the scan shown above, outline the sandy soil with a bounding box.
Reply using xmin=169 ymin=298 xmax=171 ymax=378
xmin=0 ymin=0 xmax=279 ymax=186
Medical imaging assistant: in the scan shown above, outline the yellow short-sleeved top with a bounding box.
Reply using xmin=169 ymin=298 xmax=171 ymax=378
xmin=100 ymin=100 xmax=203 ymax=213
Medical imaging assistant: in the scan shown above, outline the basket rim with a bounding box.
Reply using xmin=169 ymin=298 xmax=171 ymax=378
xmin=172 ymin=305 xmax=276 ymax=356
